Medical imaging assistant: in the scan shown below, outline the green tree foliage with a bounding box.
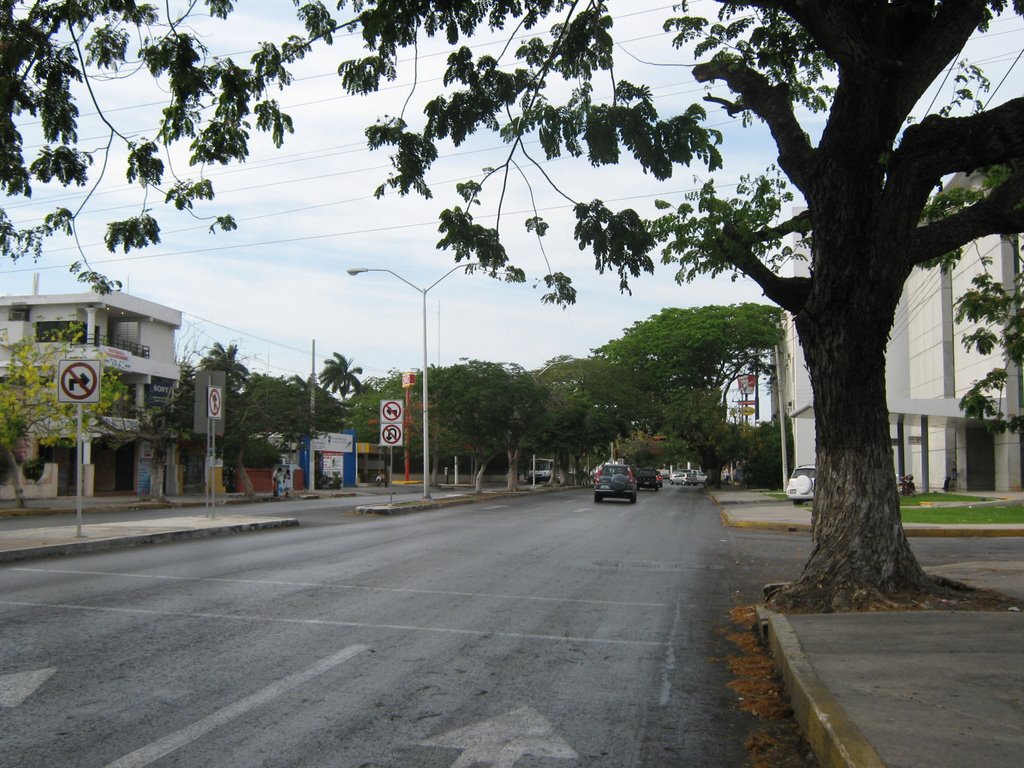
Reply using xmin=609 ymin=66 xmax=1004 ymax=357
xmin=430 ymin=360 xmax=548 ymax=491
xmin=598 ymin=304 xmax=782 ymax=394
xmin=735 ymin=419 xmax=790 ymax=491
xmin=530 ymin=356 xmax=637 ymax=480
xmin=319 ymin=353 xmax=364 ymax=399
xmin=200 ymin=342 xmax=250 ymax=395
xmin=595 ymin=304 xmax=782 ymax=482
xmin=247 ymin=372 xmax=347 ymax=445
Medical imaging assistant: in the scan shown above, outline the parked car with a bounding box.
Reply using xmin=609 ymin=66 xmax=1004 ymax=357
xmin=683 ymin=469 xmax=708 ymax=486
xmin=636 ymin=468 xmax=662 ymax=490
xmin=786 ymin=464 xmax=816 ymax=504
xmin=594 ymin=463 xmax=638 ymax=503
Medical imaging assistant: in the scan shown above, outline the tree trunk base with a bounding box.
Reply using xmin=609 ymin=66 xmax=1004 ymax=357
xmin=765 ymin=573 xmax=1018 ymax=613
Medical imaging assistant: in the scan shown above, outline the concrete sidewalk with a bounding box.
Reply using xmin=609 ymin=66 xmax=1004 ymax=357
xmin=713 ymin=487 xmax=1024 ymax=768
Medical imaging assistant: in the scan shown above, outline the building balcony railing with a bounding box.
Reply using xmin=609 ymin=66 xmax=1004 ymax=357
xmin=89 ymin=334 xmax=150 ymax=359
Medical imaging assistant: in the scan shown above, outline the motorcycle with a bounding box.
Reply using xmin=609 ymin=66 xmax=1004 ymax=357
xmin=899 ymin=474 xmax=916 ymax=496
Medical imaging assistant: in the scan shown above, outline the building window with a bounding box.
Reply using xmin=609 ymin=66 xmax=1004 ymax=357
xmin=34 ymin=321 xmax=85 ymax=343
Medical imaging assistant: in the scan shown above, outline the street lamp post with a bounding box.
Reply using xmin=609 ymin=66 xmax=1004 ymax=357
xmin=347 ymin=263 xmax=479 ymax=499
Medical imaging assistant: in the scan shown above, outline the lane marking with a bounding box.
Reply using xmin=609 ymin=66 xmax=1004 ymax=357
xmin=0 ymin=667 xmax=56 ymax=708
xmin=422 ymin=706 xmax=577 ymax=767
xmin=11 ymin=567 xmax=666 ymax=608
xmin=102 ymin=645 xmax=367 ymax=768
xmin=0 ymin=600 xmax=666 ymax=649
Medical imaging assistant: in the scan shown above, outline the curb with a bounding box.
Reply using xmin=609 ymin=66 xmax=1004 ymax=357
xmin=719 ymin=510 xmax=811 ymax=533
xmin=0 ymin=518 xmax=299 ymax=564
xmin=756 ymin=607 xmax=886 ymax=768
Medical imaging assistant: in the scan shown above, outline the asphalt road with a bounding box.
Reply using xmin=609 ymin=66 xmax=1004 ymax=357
xmin=3 ymin=486 xmax=1016 ymax=767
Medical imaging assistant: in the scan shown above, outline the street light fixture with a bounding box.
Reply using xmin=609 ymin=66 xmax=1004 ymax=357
xmin=347 ymin=262 xmax=479 ymax=499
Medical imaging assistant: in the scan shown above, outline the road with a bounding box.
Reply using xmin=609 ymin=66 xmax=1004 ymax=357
xmin=3 ymin=485 xmax=1016 ymax=767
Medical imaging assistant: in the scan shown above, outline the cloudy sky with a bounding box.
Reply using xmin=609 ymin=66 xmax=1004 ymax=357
xmin=5 ymin=2 xmax=1023 ymax=389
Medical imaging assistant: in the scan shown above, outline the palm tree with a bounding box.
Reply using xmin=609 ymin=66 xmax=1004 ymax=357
xmin=200 ymin=342 xmax=250 ymax=393
xmin=319 ymin=352 xmax=363 ymax=399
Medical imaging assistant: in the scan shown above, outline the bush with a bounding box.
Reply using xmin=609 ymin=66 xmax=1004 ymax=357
xmin=23 ymin=458 xmax=45 ymax=482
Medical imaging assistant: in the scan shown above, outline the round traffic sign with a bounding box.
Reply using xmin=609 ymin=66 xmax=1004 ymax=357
xmin=380 ymin=399 xmax=403 ymax=423
xmin=208 ymin=386 xmax=223 ymax=419
xmin=381 ymin=423 xmax=403 ymax=445
xmin=58 ymin=360 xmax=101 ymax=403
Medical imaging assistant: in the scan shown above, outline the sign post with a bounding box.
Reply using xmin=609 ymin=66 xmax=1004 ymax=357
xmin=206 ymin=385 xmax=223 ymax=518
xmin=194 ymin=371 xmax=226 ymax=517
xmin=58 ymin=360 xmax=101 ymax=537
xmin=401 ymin=372 xmax=416 ymax=482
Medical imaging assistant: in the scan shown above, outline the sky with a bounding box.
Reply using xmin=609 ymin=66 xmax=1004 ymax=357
xmin=4 ymin=2 xmax=1024 ymax=397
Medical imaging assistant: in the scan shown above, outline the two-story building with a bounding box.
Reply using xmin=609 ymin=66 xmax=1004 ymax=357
xmin=1 ymin=287 xmax=182 ymax=499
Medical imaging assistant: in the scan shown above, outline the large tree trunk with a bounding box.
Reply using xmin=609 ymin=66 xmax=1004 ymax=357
xmin=772 ymin=253 xmax=931 ymax=611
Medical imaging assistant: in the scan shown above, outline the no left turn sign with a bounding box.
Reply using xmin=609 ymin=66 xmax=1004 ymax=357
xmin=380 ymin=399 xmax=403 ymax=423
xmin=58 ymin=360 xmax=101 ymax=403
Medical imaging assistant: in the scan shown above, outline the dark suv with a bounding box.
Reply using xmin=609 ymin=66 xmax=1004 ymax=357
xmin=636 ymin=468 xmax=662 ymax=490
xmin=594 ymin=464 xmax=638 ymax=503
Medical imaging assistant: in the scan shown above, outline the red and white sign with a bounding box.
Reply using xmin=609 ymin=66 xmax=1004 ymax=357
xmin=402 ymin=371 xmax=416 ymax=389
xmin=380 ymin=399 xmax=403 ymax=424
xmin=380 ymin=423 xmax=403 ymax=446
xmin=207 ymin=386 xmax=224 ymax=419
xmin=57 ymin=360 xmax=101 ymax=403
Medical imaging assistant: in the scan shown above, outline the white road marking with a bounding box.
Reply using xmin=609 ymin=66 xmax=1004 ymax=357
xmin=421 ymin=706 xmax=577 ymax=767
xmin=0 ymin=599 xmax=666 ymax=648
xmin=101 ymin=645 xmax=367 ymax=768
xmin=11 ymin=566 xmax=666 ymax=608
xmin=0 ymin=667 xmax=56 ymax=707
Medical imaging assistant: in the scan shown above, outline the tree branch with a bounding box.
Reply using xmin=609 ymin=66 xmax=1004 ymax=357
xmin=719 ymin=212 xmax=814 ymax=313
xmin=911 ymin=167 xmax=1024 ymax=266
xmin=692 ymin=59 xmax=816 ymax=193
xmin=895 ymin=97 xmax=1024 ymax=181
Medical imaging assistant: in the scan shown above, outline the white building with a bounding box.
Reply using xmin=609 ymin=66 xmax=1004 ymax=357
xmin=781 ymin=207 xmax=1023 ymax=492
xmin=1 ymin=288 xmax=182 ymax=499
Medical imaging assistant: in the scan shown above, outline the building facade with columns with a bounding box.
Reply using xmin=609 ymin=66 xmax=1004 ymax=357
xmin=1 ymin=289 xmax=182 ymax=499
